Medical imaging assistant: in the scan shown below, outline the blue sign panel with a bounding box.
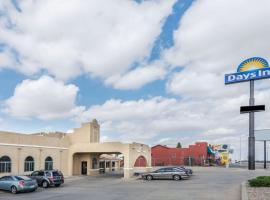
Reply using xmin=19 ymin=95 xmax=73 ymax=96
xmin=225 ymin=57 xmax=270 ymax=84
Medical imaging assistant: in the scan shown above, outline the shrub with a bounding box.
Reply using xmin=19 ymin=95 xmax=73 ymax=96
xmin=249 ymin=176 xmax=270 ymax=187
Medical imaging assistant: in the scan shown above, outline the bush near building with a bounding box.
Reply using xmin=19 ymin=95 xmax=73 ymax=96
xmin=249 ymin=176 xmax=270 ymax=187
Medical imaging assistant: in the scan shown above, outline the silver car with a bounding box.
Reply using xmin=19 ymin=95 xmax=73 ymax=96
xmin=0 ymin=176 xmax=38 ymax=194
xmin=141 ymin=167 xmax=190 ymax=181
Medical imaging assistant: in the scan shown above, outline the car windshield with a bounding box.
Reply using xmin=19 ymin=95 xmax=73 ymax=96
xmin=15 ymin=176 xmax=32 ymax=181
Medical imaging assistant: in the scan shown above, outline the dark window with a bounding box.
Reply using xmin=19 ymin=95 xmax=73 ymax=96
xmin=52 ymin=171 xmax=60 ymax=176
xmin=31 ymin=171 xmax=39 ymax=176
xmin=45 ymin=157 xmax=53 ymax=170
xmin=0 ymin=156 xmax=11 ymax=173
xmin=4 ymin=176 xmax=13 ymax=181
xmin=38 ymin=171 xmax=44 ymax=176
xmin=14 ymin=176 xmax=31 ymax=181
xmin=24 ymin=156 xmax=34 ymax=172
xmin=156 ymin=168 xmax=165 ymax=173
xmin=92 ymin=158 xmax=97 ymax=169
xmin=164 ymin=168 xmax=173 ymax=172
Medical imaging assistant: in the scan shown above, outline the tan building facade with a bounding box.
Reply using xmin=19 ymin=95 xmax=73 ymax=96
xmin=0 ymin=120 xmax=151 ymax=179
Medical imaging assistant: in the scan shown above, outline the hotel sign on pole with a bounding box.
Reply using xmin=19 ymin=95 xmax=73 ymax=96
xmin=225 ymin=57 xmax=269 ymax=170
xmin=225 ymin=57 xmax=270 ymax=84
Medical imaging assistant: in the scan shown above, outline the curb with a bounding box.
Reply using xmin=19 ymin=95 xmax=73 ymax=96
xmin=241 ymin=181 xmax=248 ymax=200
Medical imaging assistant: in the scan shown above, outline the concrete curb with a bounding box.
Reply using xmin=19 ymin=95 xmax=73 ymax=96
xmin=241 ymin=181 xmax=248 ymax=200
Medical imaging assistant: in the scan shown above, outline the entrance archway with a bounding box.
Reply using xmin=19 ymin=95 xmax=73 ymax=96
xmin=134 ymin=155 xmax=147 ymax=167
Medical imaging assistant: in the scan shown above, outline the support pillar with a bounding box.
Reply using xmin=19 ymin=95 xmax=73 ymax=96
xmin=248 ymin=80 xmax=255 ymax=170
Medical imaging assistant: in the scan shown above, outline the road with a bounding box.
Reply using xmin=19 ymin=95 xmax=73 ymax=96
xmin=0 ymin=167 xmax=268 ymax=200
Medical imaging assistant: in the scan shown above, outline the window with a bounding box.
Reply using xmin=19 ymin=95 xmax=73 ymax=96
xmin=38 ymin=171 xmax=44 ymax=176
xmin=45 ymin=171 xmax=51 ymax=177
xmin=45 ymin=156 xmax=53 ymax=170
xmin=156 ymin=168 xmax=165 ymax=173
xmin=24 ymin=156 xmax=34 ymax=172
xmin=92 ymin=158 xmax=97 ymax=169
xmin=0 ymin=156 xmax=11 ymax=173
xmin=31 ymin=171 xmax=39 ymax=176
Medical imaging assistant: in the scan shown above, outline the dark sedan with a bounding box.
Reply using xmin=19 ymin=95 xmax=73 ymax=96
xmin=141 ymin=167 xmax=190 ymax=181
xmin=0 ymin=176 xmax=38 ymax=194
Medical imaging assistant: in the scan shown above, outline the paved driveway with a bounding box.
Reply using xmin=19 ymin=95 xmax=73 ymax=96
xmin=0 ymin=167 xmax=268 ymax=200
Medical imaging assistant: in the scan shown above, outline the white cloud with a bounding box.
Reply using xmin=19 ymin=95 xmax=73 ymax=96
xmin=164 ymin=0 xmax=270 ymax=99
xmin=4 ymin=76 xmax=84 ymax=120
xmin=161 ymin=0 xmax=270 ymax=160
xmin=76 ymin=96 xmax=248 ymax=143
xmin=105 ymin=60 xmax=168 ymax=90
xmin=0 ymin=0 xmax=175 ymax=86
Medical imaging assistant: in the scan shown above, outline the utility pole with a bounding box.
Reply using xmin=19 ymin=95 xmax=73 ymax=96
xmin=239 ymin=135 xmax=242 ymax=164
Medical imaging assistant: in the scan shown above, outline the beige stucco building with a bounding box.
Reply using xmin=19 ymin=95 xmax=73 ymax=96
xmin=0 ymin=119 xmax=151 ymax=179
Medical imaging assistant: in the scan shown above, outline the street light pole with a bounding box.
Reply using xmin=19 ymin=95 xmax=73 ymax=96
xmin=240 ymin=135 xmax=242 ymax=164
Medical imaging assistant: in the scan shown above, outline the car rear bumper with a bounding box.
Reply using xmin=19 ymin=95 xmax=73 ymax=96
xmin=18 ymin=185 xmax=38 ymax=192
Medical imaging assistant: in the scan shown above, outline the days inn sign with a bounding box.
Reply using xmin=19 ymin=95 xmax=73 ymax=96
xmin=225 ymin=56 xmax=269 ymax=171
xmin=225 ymin=57 xmax=270 ymax=84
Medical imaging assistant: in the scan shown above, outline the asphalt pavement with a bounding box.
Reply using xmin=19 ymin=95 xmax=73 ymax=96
xmin=0 ymin=167 xmax=269 ymax=200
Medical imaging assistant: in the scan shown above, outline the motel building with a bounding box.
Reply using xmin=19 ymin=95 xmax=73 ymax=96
xmin=0 ymin=119 xmax=151 ymax=179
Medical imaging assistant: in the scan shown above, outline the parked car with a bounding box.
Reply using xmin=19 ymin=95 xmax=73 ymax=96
xmin=29 ymin=170 xmax=64 ymax=188
xmin=141 ymin=167 xmax=190 ymax=181
xmin=0 ymin=176 xmax=38 ymax=194
xmin=175 ymin=166 xmax=193 ymax=175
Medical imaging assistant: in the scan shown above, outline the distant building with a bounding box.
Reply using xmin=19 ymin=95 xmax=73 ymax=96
xmin=150 ymin=142 xmax=211 ymax=166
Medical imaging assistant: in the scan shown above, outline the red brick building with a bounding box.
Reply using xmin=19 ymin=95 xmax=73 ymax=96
xmin=151 ymin=142 xmax=210 ymax=166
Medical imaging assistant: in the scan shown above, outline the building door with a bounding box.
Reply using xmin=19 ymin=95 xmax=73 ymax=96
xmin=81 ymin=161 xmax=87 ymax=175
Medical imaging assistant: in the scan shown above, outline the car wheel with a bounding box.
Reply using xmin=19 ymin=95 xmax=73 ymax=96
xmin=146 ymin=175 xmax=153 ymax=181
xmin=11 ymin=186 xmax=17 ymax=194
xmin=55 ymin=184 xmax=61 ymax=187
xmin=42 ymin=181 xmax=49 ymax=188
xmin=173 ymin=175 xmax=181 ymax=181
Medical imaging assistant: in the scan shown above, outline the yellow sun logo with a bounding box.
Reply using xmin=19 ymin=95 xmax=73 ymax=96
xmin=237 ymin=57 xmax=269 ymax=72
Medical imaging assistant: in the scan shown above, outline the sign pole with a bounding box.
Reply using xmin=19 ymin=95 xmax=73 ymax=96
xmin=264 ymin=140 xmax=267 ymax=169
xmin=248 ymin=80 xmax=255 ymax=170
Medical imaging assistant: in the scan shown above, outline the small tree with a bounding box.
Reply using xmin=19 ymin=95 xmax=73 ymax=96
xmin=176 ymin=142 xmax=182 ymax=148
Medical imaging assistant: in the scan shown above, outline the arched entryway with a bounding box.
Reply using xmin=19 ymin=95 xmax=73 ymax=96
xmin=134 ymin=155 xmax=147 ymax=167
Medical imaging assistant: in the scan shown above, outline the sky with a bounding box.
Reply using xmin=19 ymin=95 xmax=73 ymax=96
xmin=1 ymin=0 xmax=270 ymax=161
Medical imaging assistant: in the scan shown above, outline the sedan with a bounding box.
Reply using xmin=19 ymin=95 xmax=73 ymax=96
xmin=0 ymin=176 xmax=38 ymax=194
xmin=141 ymin=167 xmax=190 ymax=181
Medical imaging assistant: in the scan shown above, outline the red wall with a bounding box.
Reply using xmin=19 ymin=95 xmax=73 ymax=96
xmin=151 ymin=142 xmax=209 ymax=166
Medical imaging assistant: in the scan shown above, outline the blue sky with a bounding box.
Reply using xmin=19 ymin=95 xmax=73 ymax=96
xmin=1 ymin=0 xmax=270 ymax=160
xmin=0 ymin=0 xmax=193 ymax=134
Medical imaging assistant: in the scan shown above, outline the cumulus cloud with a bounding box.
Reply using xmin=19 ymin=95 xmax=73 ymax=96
xmin=105 ymin=60 xmax=168 ymax=90
xmin=161 ymin=0 xmax=270 ymax=159
xmin=75 ymin=95 xmax=249 ymax=144
xmin=0 ymin=0 xmax=175 ymax=87
xmin=164 ymin=0 xmax=270 ymax=97
xmin=3 ymin=76 xmax=84 ymax=120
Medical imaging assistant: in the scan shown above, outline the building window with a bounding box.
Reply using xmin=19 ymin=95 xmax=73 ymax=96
xmin=45 ymin=156 xmax=53 ymax=170
xmin=92 ymin=158 xmax=97 ymax=169
xmin=0 ymin=156 xmax=11 ymax=173
xmin=24 ymin=156 xmax=34 ymax=172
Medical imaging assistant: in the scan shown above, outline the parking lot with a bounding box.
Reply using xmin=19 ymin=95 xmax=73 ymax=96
xmin=0 ymin=167 xmax=268 ymax=200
